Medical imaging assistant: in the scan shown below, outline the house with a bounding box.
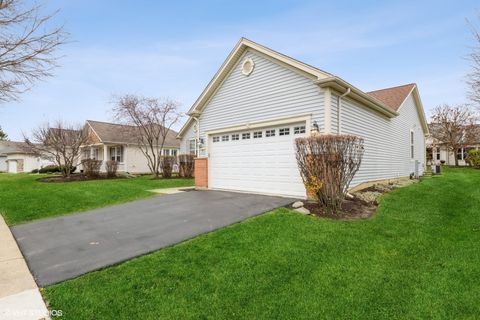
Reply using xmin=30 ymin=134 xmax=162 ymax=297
xmin=0 ymin=141 xmax=53 ymax=173
xmin=178 ymin=38 xmax=429 ymax=198
xmin=426 ymin=124 xmax=480 ymax=166
xmin=81 ymin=120 xmax=180 ymax=173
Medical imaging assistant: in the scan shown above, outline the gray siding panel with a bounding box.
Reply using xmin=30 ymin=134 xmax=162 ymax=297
xmin=341 ymin=94 xmax=426 ymax=187
xmin=182 ymin=50 xmax=325 ymax=156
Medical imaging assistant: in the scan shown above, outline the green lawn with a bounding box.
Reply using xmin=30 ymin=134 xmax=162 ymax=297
xmin=44 ymin=168 xmax=480 ymax=319
xmin=0 ymin=174 xmax=193 ymax=225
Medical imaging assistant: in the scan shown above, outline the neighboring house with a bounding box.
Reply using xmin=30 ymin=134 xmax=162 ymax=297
xmin=178 ymin=38 xmax=429 ymax=198
xmin=0 ymin=141 xmax=53 ymax=173
xmin=81 ymin=120 xmax=180 ymax=173
xmin=426 ymin=124 xmax=480 ymax=166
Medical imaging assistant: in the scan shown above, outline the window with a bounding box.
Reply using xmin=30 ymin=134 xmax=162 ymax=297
xmin=279 ymin=128 xmax=290 ymax=136
xmin=435 ymin=147 xmax=441 ymax=161
xmin=82 ymin=148 xmax=90 ymax=159
xmin=232 ymin=134 xmax=239 ymax=141
xmin=265 ymin=129 xmax=275 ymax=137
xmin=242 ymin=132 xmax=250 ymax=139
xmin=92 ymin=148 xmax=99 ymax=160
xmin=162 ymin=149 xmax=170 ymax=156
xmin=410 ymin=130 xmax=414 ymax=159
xmin=294 ymin=125 xmax=306 ymax=134
xmin=171 ymin=149 xmax=178 ymax=157
xmin=457 ymin=148 xmax=468 ymax=161
xmin=189 ymin=139 xmax=197 ymax=154
xmin=212 ymin=136 xmax=220 ymax=143
xmin=109 ymin=146 xmax=123 ymax=162
xmin=222 ymin=135 xmax=229 ymax=142
xmin=253 ymin=131 xmax=262 ymax=138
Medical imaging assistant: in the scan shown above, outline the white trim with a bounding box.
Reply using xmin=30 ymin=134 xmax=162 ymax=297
xmin=204 ymin=114 xmax=312 ymax=135
xmin=315 ymin=77 xmax=398 ymax=118
xmin=324 ymin=88 xmax=332 ymax=134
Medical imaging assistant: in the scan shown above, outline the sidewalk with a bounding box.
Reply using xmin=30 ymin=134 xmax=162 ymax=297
xmin=0 ymin=216 xmax=49 ymax=320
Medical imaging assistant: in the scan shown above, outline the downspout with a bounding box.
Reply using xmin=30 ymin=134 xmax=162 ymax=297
xmin=337 ymin=88 xmax=351 ymax=134
xmin=192 ymin=116 xmax=200 ymax=157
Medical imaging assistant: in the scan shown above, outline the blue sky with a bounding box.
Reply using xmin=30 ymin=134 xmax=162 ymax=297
xmin=0 ymin=0 xmax=478 ymax=140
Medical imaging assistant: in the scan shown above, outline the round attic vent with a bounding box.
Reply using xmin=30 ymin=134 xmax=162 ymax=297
xmin=241 ymin=58 xmax=255 ymax=76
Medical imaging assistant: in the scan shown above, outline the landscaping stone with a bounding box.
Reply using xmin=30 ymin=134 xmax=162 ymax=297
xmin=294 ymin=207 xmax=310 ymax=215
xmin=354 ymin=191 xmax=382 ymax=204
xmin=292 ymin=201 xmax=304 ymax=208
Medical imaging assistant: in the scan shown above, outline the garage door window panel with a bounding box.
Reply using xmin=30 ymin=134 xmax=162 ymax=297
xmin=266 ymin=129 xmax=275 ymax=137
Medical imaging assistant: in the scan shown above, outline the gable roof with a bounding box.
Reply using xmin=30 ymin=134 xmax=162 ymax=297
xmin=86 ymin=120 xmax=179 ymax=147
xmin=366 ymin=83 xmax=416 ymax=112
xmin=177 ymin=38 xmax=429 ymax=137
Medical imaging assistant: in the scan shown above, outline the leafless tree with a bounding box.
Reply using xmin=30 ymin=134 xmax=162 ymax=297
xmin=0 ymin=0 xmax=67 ymax=102
xmin=430 ymin=104 xmax=478 ymax=166
xmin=23 ymin=120 xmax=88 ymax=177
xmin=112 ymin=95 xmax=182 ymax=178
xmin=295 ymin=135 xmax=364 ymax=215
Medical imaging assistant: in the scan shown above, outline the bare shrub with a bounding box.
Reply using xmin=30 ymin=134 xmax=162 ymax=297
xmin=178 ymin=154 xmax=194 ymax=178
xmin=105 ymin=160 xmax=118 ymax=178
xmin=82 ymin=159 xmax=102 ymax=178
xmin=161 ymin=156 xmax=175 ymax=178
xmin=23 ymin=120 xmax=89 ymax=177
xmin=295 ymin=135 xmax=364 ymax=214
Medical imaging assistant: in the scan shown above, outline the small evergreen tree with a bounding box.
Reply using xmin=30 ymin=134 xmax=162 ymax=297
xmin=0 ymin=126 xmax=8 ymax=141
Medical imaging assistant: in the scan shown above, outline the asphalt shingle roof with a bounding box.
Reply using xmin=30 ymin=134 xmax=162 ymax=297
xmin=86 ymin=120 xmax=180 ymax=147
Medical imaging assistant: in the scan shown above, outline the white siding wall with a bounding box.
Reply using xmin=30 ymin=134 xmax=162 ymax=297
xmin=179 ymin=124 xmax=196 ymax=154
xmin=5 ymin=154 xmax=53 ymax=173
xmin=340 ymin=94 xmax=426 ymax=187
xmin=125 ymin=146 xmax=152 ymax=174
xmin=181 ymin=50 xmax=325 ymax=154
xmin=0 ymin=156 xmax=6 ymax=172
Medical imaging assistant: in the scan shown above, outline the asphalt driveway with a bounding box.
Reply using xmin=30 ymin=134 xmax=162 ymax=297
xmin=11 ymin=190 xmax=293 ymax=287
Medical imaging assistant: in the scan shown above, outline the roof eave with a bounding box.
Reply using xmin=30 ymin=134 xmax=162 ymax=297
xmin=315 ymin=77 xmax=399 ymax=118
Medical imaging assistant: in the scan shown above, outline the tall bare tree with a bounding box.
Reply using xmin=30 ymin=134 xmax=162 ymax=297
xmin=112 ymin=95 xmax=182 ymax=178
xmin=430 ymin=104 xmax=478 ymax=166
xmin=0 ymin=0 xmax=67 ymax=102
xmin=23 ymin=120 xmax=88 ymax=177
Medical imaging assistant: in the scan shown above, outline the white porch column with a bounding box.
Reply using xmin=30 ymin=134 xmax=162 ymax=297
xmin=103 ymin=144 xmax=108 ymax=172
xmin=123 ymin=145 xmax=128 ymax=172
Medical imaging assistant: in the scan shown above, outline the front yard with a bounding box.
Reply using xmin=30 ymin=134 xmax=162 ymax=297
xmin=0 ymin=174 xmax=193 ymax=225
xmin=43 ymin=168 xmax=480 ymax=319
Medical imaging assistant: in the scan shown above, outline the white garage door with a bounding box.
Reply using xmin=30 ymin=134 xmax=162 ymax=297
xmin=209 ymin=122 xmax=307 ymax=198
xmin=8 ymin=160 xmax=17 ymax=173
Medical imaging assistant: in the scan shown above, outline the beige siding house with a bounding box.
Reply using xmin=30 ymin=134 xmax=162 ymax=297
xmin=426 ymin=125 xmax=480 ymax=166
xmin=178 ymin=38 xmax=429 ymax=198
xmin=0 ymin=141 xmax=54 ymax=173
xmin=81 ymin=120 xmax=180 ymax=174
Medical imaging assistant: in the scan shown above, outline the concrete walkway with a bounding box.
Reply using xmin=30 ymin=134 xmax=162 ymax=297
xmin=13 ymin=190 xmax=294 ymax=287
xmin=0 ymin=216 xmax=49 ymax=320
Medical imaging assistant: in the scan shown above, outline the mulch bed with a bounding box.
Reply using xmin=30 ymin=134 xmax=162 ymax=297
xmin=303 ymin=197 xmax=377 ymax=220
xmin=37 ymin=174 xmax=125 ymax=183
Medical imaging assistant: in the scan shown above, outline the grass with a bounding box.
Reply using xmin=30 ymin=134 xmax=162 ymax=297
xmin=0 ymin=173 xmax=193 ymax=225
xmin=44 ymin=167 xmax=480 ymax=319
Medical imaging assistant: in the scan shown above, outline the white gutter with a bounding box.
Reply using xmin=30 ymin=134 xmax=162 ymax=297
xmin=192 ymin=116 xmax=200 ymax=157
xmin=337 ymin=88 xmax=351 ymax=134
